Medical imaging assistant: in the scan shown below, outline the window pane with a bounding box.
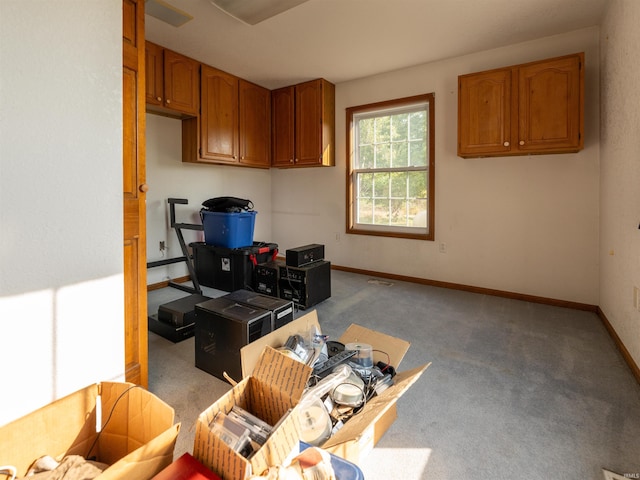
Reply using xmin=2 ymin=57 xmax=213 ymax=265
xmin=375 ymin=143 xmax=391 ymax=168
xmin=359 ymin=117 xmax=374 ymax=144
xmin=358 ymin=197 xmax=373 ymax=224
xmin=359 ymin=144 xmax=374 ymax=169
xmin=408 ymin=198 xmax=428 ymax=227
xmin=391 ymin=142 xmax=408 ymax=167
xmin=390 ymin=171 xmax=407 ymax=198
xmin=375 ymin=116 xmax=391 ymax=143
xmin=409 ymin=111 xmax=426 ymax=140
xmin=410 ymin=140 xmax=427 ymax=166
xmin=391 ymin=114 xmax=408 ymax=142
xmin=390 ymin=199 xmax=407 ymax=225
xmin=373 ymin=172 xmax=389 ymax=198
xmin=373 ymin=198 xmax=389 ymax=224
xmin=358 ymin=172 xmax=373 ymax=197
xmin=408 ymin=171 xmax=427 ymax=198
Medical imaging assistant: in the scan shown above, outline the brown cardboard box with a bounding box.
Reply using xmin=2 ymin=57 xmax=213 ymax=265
xmin=0 ymin=382 xmax=180 ymax=480
xmin=240 ymin=310 xmax=430 ymax=465
xmin=192 ymin=346 xmax=312 ymax=480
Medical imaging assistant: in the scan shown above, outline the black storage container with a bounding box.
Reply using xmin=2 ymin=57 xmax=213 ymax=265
xmin=224 ymin=289 xmax=294 ymax=331
xmin=191 ymin=241 xmax=278 ymax=292
xmin=194 ymin=296 xmax=272 ymax=382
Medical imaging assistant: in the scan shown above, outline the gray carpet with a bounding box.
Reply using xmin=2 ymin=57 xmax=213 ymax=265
xmin=148 ymin=270 xmax=640 ymax=479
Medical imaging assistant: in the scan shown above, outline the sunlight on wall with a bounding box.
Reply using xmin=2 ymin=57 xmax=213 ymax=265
xmin=0 ymin=275 xmax=125 ymax=427
xmin=359 ymin=447 xmax=432 ymax=478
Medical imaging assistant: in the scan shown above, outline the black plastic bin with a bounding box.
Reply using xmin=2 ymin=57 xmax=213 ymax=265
xmin=191 ymin=241 xmax=278 ymax=292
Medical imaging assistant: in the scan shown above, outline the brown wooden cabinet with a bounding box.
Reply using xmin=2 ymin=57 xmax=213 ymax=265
xmin=191 ymin=65 xmax=271 ymax=168
xmin=458 ymin=52 xmax=584 ymax=158
xmin=145 ymin=42 xmax=199 ymax=116
xmin=239 ymin=79 xmax=271 ymax=167
xmin=199 ymin=65 xmax=239 ymax=163
xmin=272 ymin=78 xmax=335 ymax=167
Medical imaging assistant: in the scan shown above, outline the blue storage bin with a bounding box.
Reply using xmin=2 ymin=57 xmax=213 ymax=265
xmin=201 ymin=210 xmax=257 ymax=248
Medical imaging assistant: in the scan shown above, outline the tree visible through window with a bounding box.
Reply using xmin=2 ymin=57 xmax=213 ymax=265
xmin=347 ymin=93 xmax=434 ymax=240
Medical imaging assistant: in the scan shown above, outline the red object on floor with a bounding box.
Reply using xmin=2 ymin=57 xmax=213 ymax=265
xmin=151 ymin=453 xmax=222 ymax=480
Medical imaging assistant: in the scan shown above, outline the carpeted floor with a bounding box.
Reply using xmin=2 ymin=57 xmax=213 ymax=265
xmin=148 ymin=269 xmax=640 ymax=479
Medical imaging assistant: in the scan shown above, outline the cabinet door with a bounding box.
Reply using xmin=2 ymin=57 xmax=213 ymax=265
xmin=200 ymin=65 xmax=239 ymax=163
xmin=239 ymin=80 xmax=271 ymax=168
xmin=271 ymin=86 xmax=295 ymax=167
xmin=295 ymin=79 xmax=323 ymax=165
xmin=164 ymin=49 xmax=199 ymax=115
xmin=517 ymin=54 xmax=583 ymax=153
xmin=458 ymin=68 xmax=512 ymax=157
xmin=145 ymin=41 xmax=163 ymax=107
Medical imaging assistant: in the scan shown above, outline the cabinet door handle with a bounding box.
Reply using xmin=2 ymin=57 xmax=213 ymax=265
xmin=290 ymin=159 xmax=294 ymax=163
xmin=156 ymin=96 xmax=162 ymax=102
xmin=503 ymin=141 xmax=510 ymax=147
xmin=139 ymin=183 xmax=149 ymax=193
xmin=519 ymin=140 xmax=525 ymax=146
xmin=166 ymin=99 xmax=171 ymax=104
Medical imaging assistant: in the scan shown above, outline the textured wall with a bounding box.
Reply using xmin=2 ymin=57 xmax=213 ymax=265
xmin=599 ymin=0 xmax=640 ymax=368
xmin=0 ymin=1 xmax=124 ymax=425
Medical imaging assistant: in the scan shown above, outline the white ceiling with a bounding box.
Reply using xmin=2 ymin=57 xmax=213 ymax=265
xmin=145 ymin=0 xmax=609 ymax=90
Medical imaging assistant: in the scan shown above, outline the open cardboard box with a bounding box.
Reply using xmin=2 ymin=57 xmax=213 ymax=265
xmin=192 ymin=346 xmax=312 ymax=480
xmin=240 ymin=310 xmax=430 ymax=465
xmin=0 ymin=382 xmax=180 ymax=480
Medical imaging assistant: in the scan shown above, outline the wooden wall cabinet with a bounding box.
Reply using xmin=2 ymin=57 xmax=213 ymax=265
xmin=458 ymin=52 xmax=584 ymax=158
xmin=184 ymin=65 xmax=271 ymax=168
xmin=145 ymin=42 xmax=199 ymax=116
xmin=272 ymin=78 xmax=335 ymax=168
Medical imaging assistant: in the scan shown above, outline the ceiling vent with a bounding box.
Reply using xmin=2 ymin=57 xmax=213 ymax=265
xmin=145 ymin=0 xmax=193 ymax=27
xmin=209 ymin=0 xmax=312 ymax=25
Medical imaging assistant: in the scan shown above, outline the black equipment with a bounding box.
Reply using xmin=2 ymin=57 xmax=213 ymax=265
xmin=194 ymin=296 xmax=273 ymax=382
xmin=279 ymin=260 xmax=331 ymax=309
xmin=285 ymin=244 xmax=325 ymax=267
xmin=223 ymin=289 xmax=294 ymax=331
xmin=254 ymin=260 xmax=284 ymax=297
xmin=148 ymin=294 xmax=211 ymax=342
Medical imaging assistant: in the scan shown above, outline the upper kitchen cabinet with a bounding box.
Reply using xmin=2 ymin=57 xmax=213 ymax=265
xmin=458 ymin=52 xmax=584 ymax=158
xmin=186 ymin=65 xmax=271 ymax=168
xmin=272 ymin=78 xmax=335 ymax=167
xmin=145 ymin=42 xmax=199 ymax=116
xmin=239 ymin=79 xmax=271 ymax=167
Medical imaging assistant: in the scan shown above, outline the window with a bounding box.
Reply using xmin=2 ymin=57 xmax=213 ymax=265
xmin=346 ymin=93 xmax=435 ymax=240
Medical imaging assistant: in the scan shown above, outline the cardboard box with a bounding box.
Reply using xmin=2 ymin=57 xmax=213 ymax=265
xmin=193 ymin=346 xmax=312 ymax=480
xmin=0 ymin=382 xmax=180 ymax=480
xmin=240 ymin=310 xmax=430 ymax=465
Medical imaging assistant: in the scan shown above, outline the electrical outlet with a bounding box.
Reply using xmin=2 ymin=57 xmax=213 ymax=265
xmin=634 ymin=286 xmax=640 ymax=311
xmin=334 ymin=232 xmax=341 ymax=242
xmin=159 ymin=241 xmax=165 ymax=251
xmin=439 ymin=242 xmax=447 ymax=254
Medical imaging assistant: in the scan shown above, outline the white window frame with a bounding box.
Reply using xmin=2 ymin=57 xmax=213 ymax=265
xmin=346 ymin=93 xmax=435 ymax=241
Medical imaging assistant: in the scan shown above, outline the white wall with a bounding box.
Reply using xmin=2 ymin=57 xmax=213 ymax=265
xmin=145 ymin=114 xmax=273 ymax=284
xmin=0 ymin=1 xmax=124 ymax=425
xmin=271 ymin=27 xmax=601 ymax=306
xmin=599 ymin=0 xmax=640 ymax=367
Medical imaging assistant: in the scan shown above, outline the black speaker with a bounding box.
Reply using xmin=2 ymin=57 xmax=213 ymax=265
xmin=279 ymin=260 xmax=331 ymax=309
